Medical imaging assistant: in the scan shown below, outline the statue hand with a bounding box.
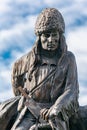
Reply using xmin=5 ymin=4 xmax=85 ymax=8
xmin=40 ymin=104 xmax=62 ymax=121
xmin=40 ymin=108 xmax=49 ymax=121
xmin=40 ymin=107 xmax=58 ymax=121
xmin=49 ymin=107 xmax=58 ymax=119
xmin=49 ymin=104 xmax=62 ymax=119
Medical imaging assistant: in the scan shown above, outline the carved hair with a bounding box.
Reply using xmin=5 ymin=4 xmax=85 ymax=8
xmin=35 ymin=8 xmax=65 ymax=35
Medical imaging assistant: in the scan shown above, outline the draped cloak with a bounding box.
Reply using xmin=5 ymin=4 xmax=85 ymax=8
xmin=12 ymin=41 xmax=79 ymax=119
xmin=0 ymin=40 xmax=79 ymax=130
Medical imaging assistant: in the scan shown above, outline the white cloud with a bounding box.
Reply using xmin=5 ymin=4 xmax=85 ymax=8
xmin=67 ymin=26 xmax=87 ymax=52
xmin=15 ymin=0 xmax=42 ymax=7
xmin=0 ymin=15 xmax=36 ymax=53
xmin=44 ymin=0 xmax=59 ymax=5
xmin=0 ymin=63 xmax=12 ymax=103
xmin=79 ymin=85 xmax=87 ymax=106
xmin=0 ymin=0 xmax=19 ymax=12
xmin=0 ymin=62 xmax=11 ymax=87
xmin=0 ymin=89 xmax=14 ymax=102
xmin=0 ymin=3 xmax=10 ymax=13
xmin=67 ymin=25 xmax=87 ymax=80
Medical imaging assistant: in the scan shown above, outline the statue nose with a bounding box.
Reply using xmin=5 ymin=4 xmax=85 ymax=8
xmin=48 ymin=35 xmax=53 ymax=42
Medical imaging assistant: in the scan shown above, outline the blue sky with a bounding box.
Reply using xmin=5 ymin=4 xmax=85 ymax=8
xmin=0 ymin=0 xmax=87 ymax=106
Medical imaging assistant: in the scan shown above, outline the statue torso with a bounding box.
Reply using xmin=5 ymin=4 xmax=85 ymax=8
xmin=25 ymin=53 xmax=68 ymax=103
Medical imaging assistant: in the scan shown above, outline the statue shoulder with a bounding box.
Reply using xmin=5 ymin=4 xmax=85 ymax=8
xmin=11 ymin=51 xmax=32 ymax=96
xmin=12 ymin=51 xmax=32 ymax=75
xmin=14 ymin=51 xmax=32 ymax=65
xmin=66 ymin=51 xmax=76 ymax=62
xmin=66 ymin=51 xmax=77 ymax=68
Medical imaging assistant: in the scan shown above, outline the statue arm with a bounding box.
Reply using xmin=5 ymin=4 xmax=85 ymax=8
xmin=11 ymin=54 xmax=28 ymax=96
xmin=49 ymin=52 xmax=79 ymax=116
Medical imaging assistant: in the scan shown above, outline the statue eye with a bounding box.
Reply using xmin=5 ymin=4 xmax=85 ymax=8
xmin=42 ymin=33 xmax=50 ymax=38
xmin=52 ymin=33 xmax=57 ymax=37
xmin=42 ymin=32 xmax=58 ymax=38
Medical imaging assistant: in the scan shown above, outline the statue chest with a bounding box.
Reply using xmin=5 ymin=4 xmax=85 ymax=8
xmin=25 ymin=64 xmax=55 ymax=102
xmin=25 ymin=62 xmax=67 ymax=103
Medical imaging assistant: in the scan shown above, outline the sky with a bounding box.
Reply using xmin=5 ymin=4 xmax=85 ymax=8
xmin=0 ymin=0 xmax=87 ymax=106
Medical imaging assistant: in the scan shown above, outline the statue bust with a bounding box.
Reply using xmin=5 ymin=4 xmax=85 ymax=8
xmin=0 ymin=8 xmax=79 ymax=130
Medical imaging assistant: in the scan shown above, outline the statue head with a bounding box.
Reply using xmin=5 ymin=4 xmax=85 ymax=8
xmin=34 ymin=8 xmax=65 ymax=51
xmin=35 ymin=8 xmax=65 ymax=35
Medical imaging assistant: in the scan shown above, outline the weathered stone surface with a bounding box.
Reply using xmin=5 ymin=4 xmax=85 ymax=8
xmin=0 ymin=97 xmax=87 ymax=130
xmin=0 ymin=96 xmax=20 ymax=130
xmin=38 ymin=106 xmax=87 ymax=130
xmin=70 ymin=106 xmax=87 ymax=130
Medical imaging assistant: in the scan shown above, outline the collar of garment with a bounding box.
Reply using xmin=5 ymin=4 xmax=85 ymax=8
xmin=41 ymin=55 xmax=57 ymax=66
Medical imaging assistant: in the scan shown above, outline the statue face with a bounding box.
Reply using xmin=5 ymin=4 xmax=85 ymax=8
xmin=41 ymin=30 xmax=59 ymax=51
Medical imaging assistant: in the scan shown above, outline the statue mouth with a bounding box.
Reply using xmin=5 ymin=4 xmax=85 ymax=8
xmin=47 ymin=45 xmax=55 ymax=48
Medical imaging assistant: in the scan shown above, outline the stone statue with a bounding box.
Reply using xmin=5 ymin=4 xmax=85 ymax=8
xmin=0 ymin=8 xmax=80 ymax=130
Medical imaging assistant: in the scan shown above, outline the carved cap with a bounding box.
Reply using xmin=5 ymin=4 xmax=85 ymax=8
xmin=35 ymin=8 xmax=65 ymax=35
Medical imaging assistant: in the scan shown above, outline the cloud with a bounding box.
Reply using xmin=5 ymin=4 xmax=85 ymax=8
xmin=0 ymin=15 xmax=36 ymax=53
xmin=79 ymin=84 xmax=87 ymax=106
xmin=67 ymin=25 xmax=87 ymax=52
xmin=67 ymin=25 xmax=87 ymax=80
xmin=0 ymin=89 xmax=14 ymax=102
xmin=0 ymin=0 xmax=11 ymax=12
xmin=0 ymin=60 xmax=11 ymax=101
